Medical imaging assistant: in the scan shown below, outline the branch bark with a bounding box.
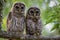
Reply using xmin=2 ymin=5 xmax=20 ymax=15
xmin=0 ymin=31 xmax=60 ymax=40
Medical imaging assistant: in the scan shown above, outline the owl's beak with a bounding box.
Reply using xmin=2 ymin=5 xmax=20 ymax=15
xmin=18 ymin=9 xmax=24 ymax=13
xmin=34 ymin=13 xmax=39 ymax=19
xmin=18 ymin=9 xmax=21 ymax=12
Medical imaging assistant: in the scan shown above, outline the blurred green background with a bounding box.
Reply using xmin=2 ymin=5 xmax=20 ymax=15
xmin=1 ymin=0 xmax=60 ymax=40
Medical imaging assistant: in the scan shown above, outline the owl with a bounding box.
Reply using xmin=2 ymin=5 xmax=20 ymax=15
xmin=26 ymin=7 xmax=42 ymax=36
xmin=7 ymin=2 xmax=25 ymax=40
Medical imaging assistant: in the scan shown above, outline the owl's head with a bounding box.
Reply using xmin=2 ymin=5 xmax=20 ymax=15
xmin=13 ymin=2 xmax=25 ymax=14
xmin=27 ymin=7 xmax=40 ymax=19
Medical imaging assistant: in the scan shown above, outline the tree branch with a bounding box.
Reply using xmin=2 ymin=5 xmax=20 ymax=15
xmin=0 ymin=31 xmax=60 ymax=40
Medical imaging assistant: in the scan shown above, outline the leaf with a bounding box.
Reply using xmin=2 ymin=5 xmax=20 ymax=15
xmin=51 ymin=23 xmax=59 ymax=31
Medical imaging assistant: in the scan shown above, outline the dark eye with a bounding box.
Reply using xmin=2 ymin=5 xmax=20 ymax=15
xmin=30 ymin=11 xmax=34 ymax=13
xmin=30 ymin=11 xmax=34 ymax=16
xmin=21 ymin=7 xmax=24 ymax=9
xmin=15 ymin=6 xmax=19 ymax=9
xmin=36 ymin=11 xmax=40 ymax=16
xmin=36 ymin=11 xmax=39 ymax=13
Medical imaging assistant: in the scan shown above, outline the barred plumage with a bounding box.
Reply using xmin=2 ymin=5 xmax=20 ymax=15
xmin=7 ymin=2 xmax=25 ymax=40
xmin=26 ymin=7 xmax=42 ymax=36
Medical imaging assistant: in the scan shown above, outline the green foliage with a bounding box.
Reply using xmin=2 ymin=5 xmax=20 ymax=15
xmin=42 ymin=3 xmax=60 ymax=33
xmin=2 ymin=17 xmax=7 ymax=31
xmin=1 ymin=0 xmax=60 ymax=39
xmin=58 ymin=0 xmax=60 ymax=2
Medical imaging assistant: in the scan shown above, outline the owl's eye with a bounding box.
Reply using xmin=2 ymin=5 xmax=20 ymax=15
xmin=29 ymin=11 xmax=34 ymax=16
xmin=36 ymin=11 xmax=40 ymax=16
xmin=15 ymin=6 xmax=19 ymax=9
xmin=21 ymin=7 xmax=24 ymax=9
xmin=36 ymin=11 xmax=39 ymax=13
xmin=30 ymin=11 xmax=34 ymax=13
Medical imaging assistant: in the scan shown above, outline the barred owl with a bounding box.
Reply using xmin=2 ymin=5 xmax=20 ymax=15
xmin=26 ymin=7 xmax=42 ymax=36
xmin=7 ymin=2 xmax=25 ymax=40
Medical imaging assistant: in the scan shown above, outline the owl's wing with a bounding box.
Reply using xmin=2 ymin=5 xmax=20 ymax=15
xmin=7 ymin=12 xmax=12 ymax=31
xmin=36 ymin=19 xmax=42 ymax=34
xmin=37 ymin=19 xmax=42 ymax=28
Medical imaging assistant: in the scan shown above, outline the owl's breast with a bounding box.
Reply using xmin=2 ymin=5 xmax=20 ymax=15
xmin=12 ymin=17 xmax=24 ymax=32
xmin=27 ymin=20 xmax=36 ymax=32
